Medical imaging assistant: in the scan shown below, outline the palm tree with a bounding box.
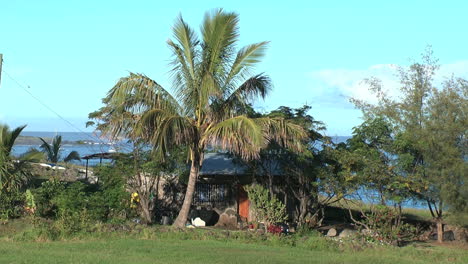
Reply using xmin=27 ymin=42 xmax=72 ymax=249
xmin=90 ymin=9 xmax=306 ymax=227
xmin=39 ymin=135 xmax=80 ymax=164
xmin=0 ymin=124 xmax=43 ymax=192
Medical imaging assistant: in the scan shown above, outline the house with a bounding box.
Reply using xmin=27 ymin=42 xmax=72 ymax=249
xmin=190 ymin=152 xmax=285 ymax=228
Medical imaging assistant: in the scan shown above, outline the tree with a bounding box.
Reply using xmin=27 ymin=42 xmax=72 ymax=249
xmin=0 ymin=124 xmax=43 ymax=218
xmin=240 ymin=106 xmax=327 ymax=226
xmin=39 ymin=135 xmax=80 ymax=163
xmin=89 ymin=9 xmax=305 ymax=227
xmin=353 ymin=48 xmax=467 ymax=242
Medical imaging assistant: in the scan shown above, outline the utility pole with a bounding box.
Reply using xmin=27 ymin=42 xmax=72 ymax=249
xmin=0 ymin=54 xmax=3 ymax=88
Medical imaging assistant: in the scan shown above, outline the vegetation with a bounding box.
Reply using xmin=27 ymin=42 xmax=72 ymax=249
xmin=1 ymin=223 xmax=467 ymax=264
xmin=39 ymin=135 xmax=81 ymax=163
xmin=88 ymin=9 xmax=305 ymax=227
xmin=350 ymin=48 xmax=467 ymax=242
xmin=0 ymin=124 xmax=43 ymax=219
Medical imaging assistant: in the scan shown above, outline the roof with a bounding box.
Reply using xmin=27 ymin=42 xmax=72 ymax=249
xmin=199 ymin=153 xmax=282 ymax=176
xmin=81 ymin=152 xmax=116 ymax=160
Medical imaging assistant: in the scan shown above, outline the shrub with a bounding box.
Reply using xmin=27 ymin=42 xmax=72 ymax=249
xmin=244 ymin=184 xmax=287 ymax=230
xmin=33 ymin=179 xmax=65 ymax=217
xmin=0 ymin=190 xmax=24 ymax=220
xmin=358 ymin=206 xmax=419 ymax=245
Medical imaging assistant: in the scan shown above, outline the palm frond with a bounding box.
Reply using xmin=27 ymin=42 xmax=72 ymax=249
xmin=203 ymin=115 xmax=265 ymax=159
xmin=141 ymin=109 xmax=195 ymax=159
xmin=200 ymin=10 xmax=239 ymax=93
xmin=19 ymin=147 xmax=44 ymax=162
xmin=170 ymin=14 xmax=198 ymax=80
xmin=212 ymin=74 xmax=271 ymax=121
xmin=224 ymin=41 xmax=269 ymax=90
xmin=39 ymin=137 xmax=56 ymax=163
xmin=64 ymin=151 xmax=81 ymax=162
xmin=52 ymin=136 xmax=62 ymax=163
xmin=0 ymin=124 xmax=26 ymax=155
xmin=256 ymin=117 xmax=306 ymax=152
xmin=108 ymin=73 xmax=181 ymax=114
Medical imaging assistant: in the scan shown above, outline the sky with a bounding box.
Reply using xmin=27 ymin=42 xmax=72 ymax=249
xmin=1 ymin=0 xmax=468 ymax=136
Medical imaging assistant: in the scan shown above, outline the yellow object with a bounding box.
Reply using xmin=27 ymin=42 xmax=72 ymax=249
xmin=130 ymin=192 xmax=140 ymax=208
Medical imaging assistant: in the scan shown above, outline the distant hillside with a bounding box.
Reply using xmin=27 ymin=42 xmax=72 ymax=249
xmin=14 ymin=136 xmax=85 ymax=146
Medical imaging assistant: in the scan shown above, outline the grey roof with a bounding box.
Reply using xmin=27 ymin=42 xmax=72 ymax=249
xmin=199 ymin=153 xmax=248 ymax=176
xmin=199 ymin=152 xmax=282 ymax=176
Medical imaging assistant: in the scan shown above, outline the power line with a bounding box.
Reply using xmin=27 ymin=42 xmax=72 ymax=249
xmin=1 ymin=67 xmax=110 ymax=153
xmin=1 ymin=61 xmax=135 ymax=154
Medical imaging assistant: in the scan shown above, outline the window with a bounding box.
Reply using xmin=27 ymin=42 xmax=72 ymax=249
xmin=193 ymin=183 xmax=232 ymax=205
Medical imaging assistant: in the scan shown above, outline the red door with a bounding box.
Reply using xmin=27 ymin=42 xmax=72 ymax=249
xmin=238 ymin=185 xmax=249 ymax=221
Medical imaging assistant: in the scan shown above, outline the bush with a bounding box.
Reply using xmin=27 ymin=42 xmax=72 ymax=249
xmin=244 ymin=184 xmax=287 ymax=229
xmin=0 ymin=190 xmax=24 ymax=220
xmin=33 ymin=179 xmax=65 ymax=217
xmin=358 ymin=206 xmax=419 ymax=245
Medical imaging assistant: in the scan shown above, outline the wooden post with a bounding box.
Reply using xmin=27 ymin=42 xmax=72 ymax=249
xmin=0 ymin=54 xmax=3 ymax=88
xmin=85 ymin=159 xmax=89 ymax=180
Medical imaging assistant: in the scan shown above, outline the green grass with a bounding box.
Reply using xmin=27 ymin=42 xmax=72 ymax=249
xmin=0 ymin=238 xmax=466 ymax=264
xmin=0 ymin=233 xmax=467 ymax=264
xmin=1 ymin=219 xmax=466 ymax=264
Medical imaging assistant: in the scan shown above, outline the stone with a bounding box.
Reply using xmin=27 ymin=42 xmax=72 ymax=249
xmin=443 ymin=231 xmax=455 ymax=241
xmin=225 ymin=208 xmax=237 ymax=216
xmin=428 ymin=231 xmax=455 ymax=241
xmin=339 ymin=228 xmax=357 ymax=238
xmin=191 ymin=217 xmax=206 ymax=227
xmin=326 ymin=228 xmax=338 ymax=237
xmin=215 ymin=213 xmax=237 ymax=229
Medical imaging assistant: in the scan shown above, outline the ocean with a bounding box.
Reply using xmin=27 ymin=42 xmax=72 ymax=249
xmin=12 ymin=131 xmax=128 ymax=167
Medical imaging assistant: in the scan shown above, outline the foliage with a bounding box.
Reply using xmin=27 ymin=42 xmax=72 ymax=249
xmin=24 ymin=189 xmax=36 ymax=214
xmin=0 ymin=124 xmax=42 ymax=193
xmin=245 ymin=184 xmax=287 ymax=226
xmin=357 ymin=206 xmax=419 ymax=245
xmin=0 ymin=191 xmax=24 ymax=220
xmin=39 ymin=135 xmax=80 ymax=163
xmin=0 ymin=124 xmax=42 ymax=219
xmin=351 ymin=48 xmax=467 ymax=242
xmin=33 ymin=178 xmax=65 ymax=217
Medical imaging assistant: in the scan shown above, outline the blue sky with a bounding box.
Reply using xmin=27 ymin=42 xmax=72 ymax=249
xmin=1 ymin=0 xmax=467 ymax=135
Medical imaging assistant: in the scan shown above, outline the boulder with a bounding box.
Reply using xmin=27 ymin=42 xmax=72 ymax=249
xmin=428 ymin=231 xmax=455 ymax=241
xmin=326 ymin=228 xmax=338 ymax=237
xmin=215 ymin=213 xmax=237 ymax=229
xmin=339 ymin=228 xmax=357 ymax=238
xmin=445 ymin=225 xmax=468 ymax=243
xmin=443 ymin=231 xmax=455 ymax=241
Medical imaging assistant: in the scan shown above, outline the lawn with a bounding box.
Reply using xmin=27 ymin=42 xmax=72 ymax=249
xmin=1 ymin=237 xmax=467 ymax=264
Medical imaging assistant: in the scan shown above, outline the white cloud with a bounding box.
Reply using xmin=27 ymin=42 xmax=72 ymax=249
xmin=309 ymin=60 xmax=468 ymax=105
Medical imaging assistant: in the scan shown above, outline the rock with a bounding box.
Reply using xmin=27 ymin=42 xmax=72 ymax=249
xmin=339 ymin=228 xmax=357 ymax=238
xmin=225 ymin=208 xmax=237 ymax=216
xmin=327 ymin=228 xmax=338 ymax=237
xmin=428 ymin=231 xmax=455 ymax=241
xmin=443 ymin=231 xmax=455 ymax=241
xmin=162 ymin=216 xmax=171 ymax=225
xmin=445 ymin=226 xmax=468 ymax=243
xmin=215 ymin=213 xmax=237 ymax=229
xmin=191 ymin=217 xmax=206 ymax=227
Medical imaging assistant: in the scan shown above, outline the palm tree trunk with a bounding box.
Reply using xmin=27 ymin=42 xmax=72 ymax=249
xmin=173 ymin=156 xmax=200 ymax=227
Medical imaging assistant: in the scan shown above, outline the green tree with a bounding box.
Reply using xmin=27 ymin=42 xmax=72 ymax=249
xmin=0 ymin=124 xmax=43 ymax=218
xmin=39 ymin=135 xmax=80 ymax=163
xmin=242 ymin=106 xmax=327 ymax=226
xmin=0 ymin=124 xmax=42 ymax=192
xmin=353 ymin=48 xmax=467 ymax=242
xmin=89 ymin=10 xmax=305 ymax=227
